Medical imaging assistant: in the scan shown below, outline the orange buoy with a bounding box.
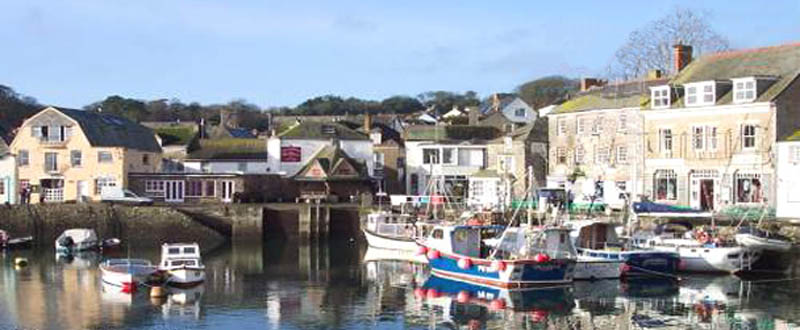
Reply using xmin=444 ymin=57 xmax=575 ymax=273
xmin=150 ymin=286 xmax=167 ymax=298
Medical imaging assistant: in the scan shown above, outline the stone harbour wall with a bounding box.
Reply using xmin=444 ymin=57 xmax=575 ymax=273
xmin=0 ymin=203 xmax=226 ymax=250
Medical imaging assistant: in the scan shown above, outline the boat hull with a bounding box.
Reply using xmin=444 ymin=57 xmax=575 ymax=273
xmin=578 ymin=249 xmax=679 ymax=278
xmin=166 ymin=267 xmax=205 ymax=288
xmin=362 ymin=229 xmax=419 ymax=252
xmin=574 ymin=257 xmax=622 ymax=280
xmin=652 ymin=245 xmax=761 ymax=273
xmin=427 ymin=252 xmax=575 ymax=288
xmin=735 ymin=234 xmax=792 ymax=252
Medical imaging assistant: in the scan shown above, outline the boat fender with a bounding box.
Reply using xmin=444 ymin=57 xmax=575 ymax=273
xmin=426 ymin=249 xmax=440 ymax=260
xmin=121 ymin=282 xmax=136 ymax=294
xmin=426 ymin=289 xmax=440 ymax=299
xmin=457 ymin=258 xmax=472 ymax=270
xmin=534 ymin=253 xmax=550 ymax=263
xmin=491 ymin=260 xmax=506 ymax=272
xmin=489 ymin=298 xmax=506 ymax=310
xmin=416 ymin=245 xmax=428 ymax=256
xmin=413 ymin=288 xmax=427 ymax=300
xmin=456 ymin=291 xmax=471 ymax=303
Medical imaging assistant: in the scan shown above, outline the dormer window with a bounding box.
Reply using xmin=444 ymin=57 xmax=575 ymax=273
xmin=684 ymin=81 xmax=716 ymax=107
xmin=650 ymin=86 xmax=671 ymax=109
xmin=732 ymin=78 xmax=757 ymax=103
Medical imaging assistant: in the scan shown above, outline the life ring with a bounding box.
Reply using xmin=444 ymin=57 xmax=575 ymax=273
xmin=696 ymin=231 xmax=710 ymax=244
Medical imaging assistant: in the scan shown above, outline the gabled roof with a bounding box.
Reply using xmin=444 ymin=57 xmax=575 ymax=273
xmin=404 ymin=125 xmax=502 ymax=142
xmin=489 ymin=118 xmax=548 ymax=144
xmin=480 ymin=93 xmax=517 ymax=114
xmin=186 ymin=138 xmax=267 ymax=160
xmin=279 ymin=121 xmax=369 ymax=140
xmin=52 ymin=107 xmax=162 ymax=152
xmin=294 ymin=145 xmax=369 ymax=181
xmin=479 ymin=112 xmax=514 ymax=129
xmin=553 ymin=79 xmax=667 ymax=114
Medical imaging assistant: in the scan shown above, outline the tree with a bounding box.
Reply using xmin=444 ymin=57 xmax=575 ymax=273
xmin=380 ymin=95 xmax=424 ymax=114
xmin=516 ymin=76 xmax=579 ymax=109
xmin=0 ymin=85 xmax=41 ymax=140
xmin=416 ymin=91 xmax=480 ymax=115
xmin=609 ymin=7 xmax=729 ymax=79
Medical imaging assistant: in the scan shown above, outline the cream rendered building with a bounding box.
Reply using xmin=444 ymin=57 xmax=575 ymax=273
xmin=10 ymin=107 xmax=162 ymax=203
xmin=642 ymin=43 xmax=800 ymax=211
xmin=0 ymin=139 xmax=17 ymax=204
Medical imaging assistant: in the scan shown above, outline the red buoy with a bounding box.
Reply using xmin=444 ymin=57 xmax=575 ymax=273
xmin=457 ymin=258 xmax=472 ymax=270
xmin=427 ymin=249 xmax=440 ymax=260
xmin=416 ymin=245 xmax=428 ymax=256
xmin=489 ymin=298 xmax=507 ymax=310
xmin=534 ymin=253 xmax=550 ymax=263
xmin=456 ymin=290 xmax=471 ymax=303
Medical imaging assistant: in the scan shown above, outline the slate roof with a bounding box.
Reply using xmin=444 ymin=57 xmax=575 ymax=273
xmin=479 ymin=112 xmax=515 ymax=129
xmin=186 ymin=138 xmax=267 ymax=160
xmin=54 ymin=107 xmax=162 ymax=152
xmin=0 ymin=138 xmax=9 ymax=156
xmin=279 ymin=121 xmax=369 ymax=140
xmin=294 ymin=145 xmax=369 ymax=181
xmin=404 ymin=125 xmax=502 ymax=142
xmin=553 ymin=79 xmax=667 ymax=114
xmin=480 ymin=93 xmax=517 ymax=114
xmin=489 ymin=118 xmax=548 ymax=144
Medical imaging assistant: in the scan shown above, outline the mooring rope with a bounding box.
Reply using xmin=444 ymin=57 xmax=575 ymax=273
xmin=627 ymin=264 xmax=682 ymax=280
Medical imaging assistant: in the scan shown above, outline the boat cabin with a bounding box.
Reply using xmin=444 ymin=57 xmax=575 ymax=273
xmin=567 ymin=221 xmax=624 ymax=251
xmin=160 ymin=243 xmax=202 ymax=269
xmin=426 ymin=225 xmax=575 ymax=260
xmin=366 ymin=212 xmax=417 ymax=237
xmin=425 ymin=225 xmax=505 ymax=259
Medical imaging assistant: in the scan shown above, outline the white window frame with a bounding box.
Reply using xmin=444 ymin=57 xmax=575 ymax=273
xmin=592 ymin=116 xmax=604 ymax=135
xmin=684 ymin=81 xmax=716 ymax=107
xmin=650 ymin=86 xmax=671 ymax=109
xmin=575 ymin=146 xmax=585 ymax=164
xmin=45 ymin=152 xmax=58 ymax=172
xmin=732 ymin=77 xmax=757 ymax=103
xmin=94 ymin=177 xmax=117 ymax=195
xmin=654 ymin=170 xmax=678 ymax=201
xmin=557 ymin=118 xmax=567 ymax=136
xmin=577 ymin=117 xmax=587 ymax=135
xmin=616 ymin=145 xmax=628 ymax=163
xmin=659 ymin=129 xmax=673 ymax=153
xmin=145 ymin=180 xmax=165 ymax=197
xmin=692 ymin=126 xmax=705 ymax=151
xmin=617 ymin=112 xmax=628 ymax=132
xmin=422 ymin=148 xmax=440 ymax=165
xmin=707 ymin=126 xmax=718 ymax=151
xmin=98 ymin=151 xmax=113 ymax=163
xmin=18 ymin=150 xmax=29 ymax=166
xmin=556 ymin=147 xmax=567 ymax=164
xmin=70 ymin=150 xmax=82 ymax=167
xmin=742 ymin=124 xmax=757 ymax=150
xmin=514 ymin=108 xmax=526 ymax=118
xmin=596 ymin=146 xmax=610 ymax=164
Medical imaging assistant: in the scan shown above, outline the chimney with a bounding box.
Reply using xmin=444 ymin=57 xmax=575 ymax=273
xmin=364 ymin=112 xmax=372 ymax=133
xmin=580 ymin=78 xmax=606 ymax=92
xmin=647 ymin=69 xmax=663 ymax=80
xmin=673 ymin=44 xmax=693 ymax=73
xmin=492 ymin=94 xmax=501 ymax=113
xmin=219 ymin=109 xmax=229 ymax=128
xmin=468 ymin=106 xmax=479 ymax=125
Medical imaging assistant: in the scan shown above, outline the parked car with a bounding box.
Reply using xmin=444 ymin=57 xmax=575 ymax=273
xmin=101 ymin=187 xmax=153 ymax=206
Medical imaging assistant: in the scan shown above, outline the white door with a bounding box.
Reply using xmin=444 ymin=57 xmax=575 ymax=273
xmin=165 ymin=180 xmax=185 ymax=203
xmin=690 ymin=178 xmax=700 ymax=210
xmin=220 ymin=181 xmax=235 ymax=203
xmin=76 ymin=181 xmax=88 ymax=202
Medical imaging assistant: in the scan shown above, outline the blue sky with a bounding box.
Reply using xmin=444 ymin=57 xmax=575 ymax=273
xmin=1 ymin=0 xmax=798 ymax=109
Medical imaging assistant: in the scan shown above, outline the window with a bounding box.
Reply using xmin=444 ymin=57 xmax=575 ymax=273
xmin=618 ymin=113 xmax=628 ymax=131
xmin=659 ymin=129 xmax=673 ymax=152
xmin=575 ymin=146 xmax=585 ymax=164
xmin=0 ymin=181 xmax=4 ymax=195
xmin=596 ymin=147 xmax=610 ymax=163
xmin=186 ymin=181 xmax=203 ymax=197
xmin=685 ymin=82 xmax=715 ymax=106
xmin=577 ymin=117 xmax=587 ymax=135
xmin=441 ymin=148 xmax=455 ymax=165
xmin=142 ymin=154 xmax=150 ymax=165
xmin=616 ymin=146 xmax=628 ymax=163
xmin=237 ymin=162 xmax=247 ymax=172
xmin=471 ymin=180 xmax=484 ymax=197
xmin=34 ymin=125 xmax=69 ymax=143
xmin=18 ymin=150 xmax=29 ymax=166
xmin=735 ymin=173 xmax=762 ymax=203
xmin=514 ymin=108 xmax=526 ymax=117
xmin=692 ymin=126 xmax=705 ymax=150
xmin=707 ymin=127 xmax=718 ymax=151
xmin=651 ymin=86 xmax=670 ymax=108
xmin=791 ymin=146 xmax=800 ymax=162
xmin=498 ymin=155 xmax=514 ymax=172
xmin=373 ymin=152 xmax=385 ymax=170
xmin=556 ymin=147 xmax=567 ymax=164
xmin=45 ymin=152 xmax=58 ymax=172
xmin=422 ymin=149 xmax=440 ymax=164
xmin=592 ymin=116 xmax=604 ymax=134
xmin=94 ymin=177 xmax=117 ymax=195
xmin=98 ymin=151 xmax=113 ymax=163
xmin=654 ymin=170 xmax=677 ymax=201
xmin=145 ymin=180 xmax=165 ymax=197
xmin=70 ymin=150 xmax=82 ymax=167
xmin=733 ymin=78 xmax=757 ymax=103
xmin=205 ymin=181 xmax=216 ymax=197
xmin=742 ymin=124 xmax=756 ymax=149
xmin=557 ymin=119 xmax=566 ymax=136
xmin=432 ymin=229 xmax=443 ymax=239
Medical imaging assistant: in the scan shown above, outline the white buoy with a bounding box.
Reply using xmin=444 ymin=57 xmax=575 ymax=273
xmin=14 ymin=257 xmax=28 ymax=267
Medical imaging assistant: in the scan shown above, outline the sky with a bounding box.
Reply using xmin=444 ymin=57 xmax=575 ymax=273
xmin=1 ymin=0 xmax=799 ymax=109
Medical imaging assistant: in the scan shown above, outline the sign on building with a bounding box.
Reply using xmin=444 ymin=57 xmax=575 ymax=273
xmin=281 ymin=146 xmax=301 ymax=162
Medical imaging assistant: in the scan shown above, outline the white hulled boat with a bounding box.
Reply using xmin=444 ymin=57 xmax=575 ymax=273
xmin=734 ymin=226 xmax=792 ymax=252
xmin=159 ymin=243 xmax=205 ymax=287
xmin=363 ymin=211 xmax=435 ymax=252
xmin=100 ymin=258 xmax=160 ymax=292
xmin=55 ymin=229 xmax=99 ymax=254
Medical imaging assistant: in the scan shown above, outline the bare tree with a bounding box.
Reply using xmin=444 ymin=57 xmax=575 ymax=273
xmin=609 ymin=7 xmax=730 ymax=79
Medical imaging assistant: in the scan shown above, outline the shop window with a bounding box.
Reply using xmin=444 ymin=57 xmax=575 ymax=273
xmin=654 ymin=170 xmax=677 ymax=201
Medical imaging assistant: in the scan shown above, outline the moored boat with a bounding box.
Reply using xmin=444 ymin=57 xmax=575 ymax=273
xmin=100 ymin=258 xmax=160 ymax=292
xmin=159 ymin=243 xmax=205 ymax=287
xmin=574 ymin=256 xmax=623 ymax=280
xmin=0 ymin=230 xmax=33 ymax=249
xmin=734 ymin=226 xmax=792 ymax=252
xmin=363 ymin=211 xmax=434 ymax=252
xmin=55 ymin=229 xmax=99 ymax=254
xmin=421 ymin=225 xmax=576 ymax=288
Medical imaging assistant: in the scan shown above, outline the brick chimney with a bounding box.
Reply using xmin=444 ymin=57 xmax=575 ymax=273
xmin=363 ymin=112 xmax=372 ymax=132
xmin=580 ymin=78 xmax=606 ymax=92
xmin=673 ymin=44 xmax=693 ymax=73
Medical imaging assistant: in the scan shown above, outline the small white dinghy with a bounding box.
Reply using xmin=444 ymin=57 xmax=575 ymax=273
xmin=734 ymin=227 xmax=792 ymax=252
xmin=159 ymin=243 xmax=205 ymax=287
xmin=55 ymin=229 xmax=99 ymax=254
xmin=574 ymin=256 xmax=623 ymax=280
xmin=100 ymin=258 xmax=160 ymax=293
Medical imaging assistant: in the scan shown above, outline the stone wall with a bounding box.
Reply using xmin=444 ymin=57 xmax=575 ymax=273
xmin=0 ymin=203 xmax=225 ymax=251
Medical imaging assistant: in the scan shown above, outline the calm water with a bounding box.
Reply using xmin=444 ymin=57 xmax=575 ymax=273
xmin=1 ymin=240 xmax=799 ymax=330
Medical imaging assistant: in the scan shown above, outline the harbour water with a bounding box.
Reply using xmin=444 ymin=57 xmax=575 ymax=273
xmin=1 ymin=239 xmax=799 ymax=330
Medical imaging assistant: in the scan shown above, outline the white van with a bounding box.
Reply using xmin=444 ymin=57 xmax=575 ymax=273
xmin=100 ymin=187 xmax=153 ymax=205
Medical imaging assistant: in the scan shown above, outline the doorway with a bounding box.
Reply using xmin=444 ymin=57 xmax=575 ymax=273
xmin=76 ymin=181 xmax=89 ymax=202
xmin=700 ymin=179 xmax=714 ymax=211
xmin=165 ymin=180 xmax=185 ymax=203
xmin=220 ymin=180 xmax=235 ymax=203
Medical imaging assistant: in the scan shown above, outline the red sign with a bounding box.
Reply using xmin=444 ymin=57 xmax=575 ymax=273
xmin=281 ymin=146 xmax=301 ymax=162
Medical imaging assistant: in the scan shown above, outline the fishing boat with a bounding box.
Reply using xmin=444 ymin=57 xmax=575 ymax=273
xmin=420 ymin=225 xmax=576 ymax=288
xmin=0 ymin=230 xmax=33 ymax=249
xmin=55 ymin=228 xmax=99 ymax=254
xmin=159 ymin=243 xmax=205 ymax=287
xmin=565 ymin=220 xmax=680 ymax=278
xmin=100 ymin=258 xmax=160 ymax=292
xmin=734 ymin=226 xmax=792 ymax=252
xmin=632 ymin=222 xmax=761 ymax=273
xmin=363 ymin=211 xmax=429 ymax=251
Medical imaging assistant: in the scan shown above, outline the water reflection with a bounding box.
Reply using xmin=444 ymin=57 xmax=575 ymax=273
xmin=0 ymin=242 xmax=798 ymax=329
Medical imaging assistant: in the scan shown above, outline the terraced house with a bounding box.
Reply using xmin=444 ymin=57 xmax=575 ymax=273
xmin=10 ymin=107 xmax=162 ymax=203
xmin=642 ymin=43 xmax=800 ymax=211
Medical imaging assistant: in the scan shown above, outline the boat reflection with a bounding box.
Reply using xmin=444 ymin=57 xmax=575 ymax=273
xmin=161 ymin=285 xmax=204 ymax=320
xmin=56 ymin=251 xmax=100 ymax=269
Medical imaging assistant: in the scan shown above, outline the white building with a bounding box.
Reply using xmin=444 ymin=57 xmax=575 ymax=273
xmin=0 ymin=139 xmax=17 ymax=204
xmin=467 ymin=170 xmax=513 ymax=211
xmin=182 ymin=138 xmax=270 ymax=174
xmin=776 ymin=140 xmax=800 ymax=219
xmin=266 ymin=121 xmax=373 ymax=177
xmin=481 ymin=94 xmax=536 ymax=124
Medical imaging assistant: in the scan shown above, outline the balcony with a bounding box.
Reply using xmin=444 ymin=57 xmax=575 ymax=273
xmin=39 ymin=138 xmax=69 ymax=148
